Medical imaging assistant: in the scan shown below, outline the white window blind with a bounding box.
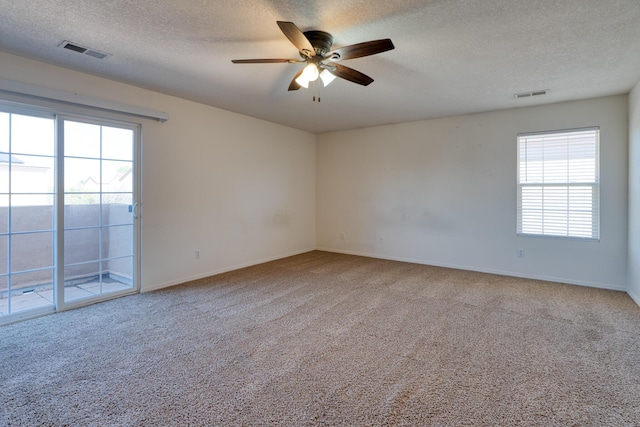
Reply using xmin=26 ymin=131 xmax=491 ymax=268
xmin=517 ymin=127 xmax=599 ymax=239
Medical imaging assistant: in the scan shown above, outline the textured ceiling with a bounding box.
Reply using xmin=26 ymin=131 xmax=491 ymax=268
xmin=1 ymin=0 xmax=640 ymax=133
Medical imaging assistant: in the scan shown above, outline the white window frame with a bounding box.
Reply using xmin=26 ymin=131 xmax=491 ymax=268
xmin=517 ymin=127 xmax=600 ymax=240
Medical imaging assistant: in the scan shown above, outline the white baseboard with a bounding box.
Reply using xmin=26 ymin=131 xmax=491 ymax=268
xmin=142 ymin=246 xmax=632 ymax=297
xmin=627 ymin=288 xmax=640 ymax=307
xmin=142 ymin=247 xmax=315 ymax=292
xmin=315 ymin=247 xmax=627 ymax=292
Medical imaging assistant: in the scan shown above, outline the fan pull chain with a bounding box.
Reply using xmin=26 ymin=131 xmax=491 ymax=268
xmin=312 ymin=81 xmax=321 ymax=103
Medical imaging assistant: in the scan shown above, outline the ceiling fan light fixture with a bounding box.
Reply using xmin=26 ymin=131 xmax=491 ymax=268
xmin=301 ymin=63 xmax=320 ymax=81
xmin=320 ymin=69 xmax=336 ymax=87
xmin=296 ymin=63 xmax=320 ymax=88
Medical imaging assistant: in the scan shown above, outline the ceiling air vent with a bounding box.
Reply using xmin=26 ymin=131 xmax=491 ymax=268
xmin=60 ymin=41 xmax=110 ymax=59
xmin=514 ymin=89 xmax=549 ymax=99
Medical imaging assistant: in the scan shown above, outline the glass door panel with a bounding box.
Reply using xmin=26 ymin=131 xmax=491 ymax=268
xmin=63 ymin=120 xmax=136 ymax=304
xmin=0 ymin=111 xmax=56 ymax=318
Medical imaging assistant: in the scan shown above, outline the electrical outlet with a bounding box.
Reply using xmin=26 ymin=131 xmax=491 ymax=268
xmin=517 ymin=248 xmax=525 ymax=258
xmin=340 ymin=232 xmax=345 ymax=240
xmin=195 ymin=250 xmax=200 ymax=260
xmin=378 ymin=235 xmax=384 ymax=244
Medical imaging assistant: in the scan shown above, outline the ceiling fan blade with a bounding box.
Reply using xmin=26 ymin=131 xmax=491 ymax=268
xmin=232 ymin=58 xmax=301 ymax=64
xmin=331 ymin=63 xmax=374 ymax=86
xmin=288 ymin=68 xmax=304 ymax=91
xmin=326 ymin=39 xmax=394 ymax=61
xmin=277 ymin=21 xmax=315 ymax=57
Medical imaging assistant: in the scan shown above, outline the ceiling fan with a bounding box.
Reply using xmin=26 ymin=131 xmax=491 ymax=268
xmin=232 ymin=21 xmax=394 ymax=91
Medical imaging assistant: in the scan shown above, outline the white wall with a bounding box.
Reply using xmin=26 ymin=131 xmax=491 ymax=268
xmin=0 ymin=51 xmax=316 ymax=292
xmin=629 ymin=81 xmax=640 ymax=302
xmin=0 ymin=50 xmax=633 ymax=296
xmin=317 ymin=96 xmax=629 ymax=290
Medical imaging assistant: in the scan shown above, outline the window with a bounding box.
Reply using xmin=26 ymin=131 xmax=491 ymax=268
xmin=517 ymin=127 xmax=599 ymax=239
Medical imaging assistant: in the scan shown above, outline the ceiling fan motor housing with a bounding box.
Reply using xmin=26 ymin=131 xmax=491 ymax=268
xmin=303 ymin=31 xmax=333 ymax=57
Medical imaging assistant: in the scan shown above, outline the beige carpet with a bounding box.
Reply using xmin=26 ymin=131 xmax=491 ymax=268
xmin=1 ymin=251 xmax=640 ymax=426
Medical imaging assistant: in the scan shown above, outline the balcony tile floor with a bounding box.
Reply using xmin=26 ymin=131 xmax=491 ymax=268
xmin=0 ymin=281 xmax=133 ymax=316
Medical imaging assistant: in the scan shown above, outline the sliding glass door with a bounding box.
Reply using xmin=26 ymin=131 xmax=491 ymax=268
xmin=62 ymin=119 xmax=137 ymax=305
xmin=0 ymin=107 xmax=139 ymax=323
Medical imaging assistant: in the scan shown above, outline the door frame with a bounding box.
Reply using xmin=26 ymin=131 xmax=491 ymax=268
xmin=55 ymin=113 xmax=141 ymax=312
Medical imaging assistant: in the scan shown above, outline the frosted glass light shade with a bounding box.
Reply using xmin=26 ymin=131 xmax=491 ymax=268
xmin=320 ymin=69 xmax=336 ymax=87
xmin=301 ymin=63 xmax=319 ymax=81
xmin=295 ymin=75 xmax=310 ymax=88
